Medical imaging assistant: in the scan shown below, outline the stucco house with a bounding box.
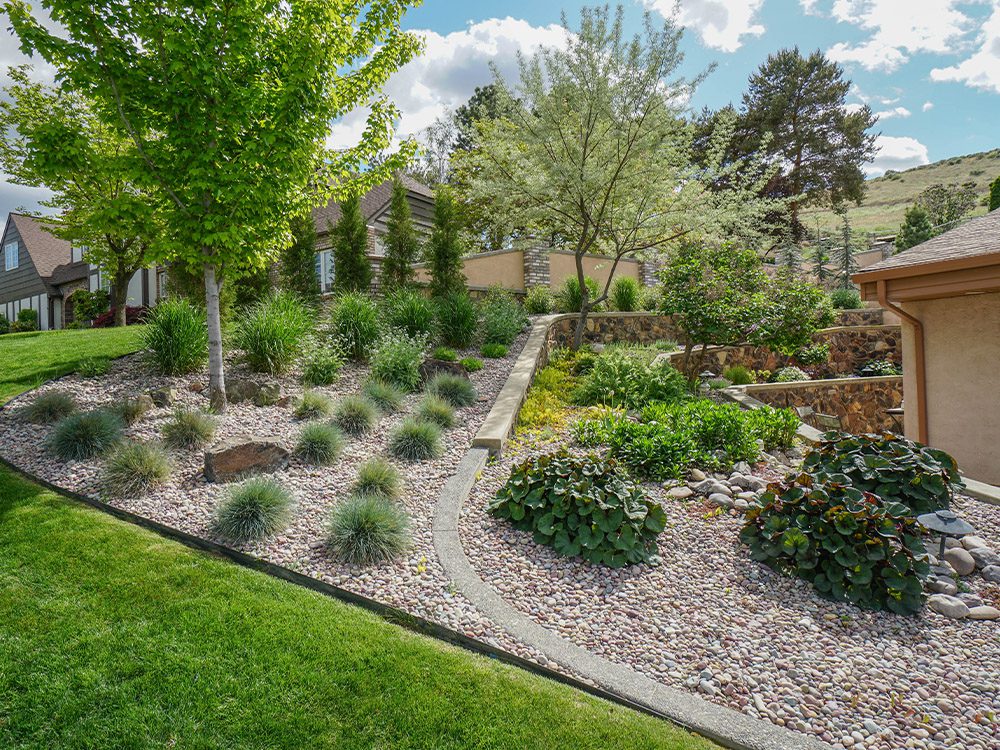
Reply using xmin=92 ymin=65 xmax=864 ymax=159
xmin=853 ymin=208 xmax=1000 ymax=484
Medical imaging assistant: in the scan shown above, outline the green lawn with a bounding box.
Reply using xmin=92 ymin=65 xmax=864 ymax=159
xmin=0 ymin=327 xmax=716 ymax=749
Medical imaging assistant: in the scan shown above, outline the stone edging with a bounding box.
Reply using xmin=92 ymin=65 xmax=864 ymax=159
xmin=432 ymin=447 xmax=834 ymax=750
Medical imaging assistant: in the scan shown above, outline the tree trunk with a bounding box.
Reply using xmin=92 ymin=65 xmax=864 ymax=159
xmin=204 ymin=263 xmax=227 ymax=413
xmin=572 ymin=252 xmax=589 ymax=350
xmin=112 ymin=269 xmax=129 ymax=327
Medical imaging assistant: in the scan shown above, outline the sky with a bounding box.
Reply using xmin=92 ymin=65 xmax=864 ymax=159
xmin=3 ymin=0 xmax=999 ymax=217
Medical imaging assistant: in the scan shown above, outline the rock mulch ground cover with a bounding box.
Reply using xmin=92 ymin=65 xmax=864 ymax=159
xmin=461 ymin=431 xmax=1000 ymax=750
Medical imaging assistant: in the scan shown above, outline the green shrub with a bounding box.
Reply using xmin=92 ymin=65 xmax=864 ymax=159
xmin=773 ymin=366 xmax=810 ymax=382
xmin=610 ymin=276 xmax=641 ymax=312
xmin=295 ymin=422 xmax=344 ymax=465
xmin=162 ymin=408 xmax=216 ymax=449
xmin=76 ymin=357 xmax=110 ymax=378
xmin=213 ymin=478 xmax=293 ymax=544
xmin=48 ymin=410 xmax=123 ymax=460
xmin=370 ymin=332 xmax=426 ymax=392
xmin=480 ymin=286 xmax=527 ymax=345
xmin=481 ymin=343 xmax=508 ymax=358
xmin=488 ymin=450 xmax=666 ymax=567
xmin=300 ymin=345 xmax=344 ymax=386
xmin=294 ymin=390 xmax=334 ymax=420
xmin=362 ymin=378 xmax=404 ymax=413
xmin=23 ymin=391 xmax=76 ymax=424
xmin=425 ymin=373 xmax=476 ymax=408
xmin=327 ymin=494 xmax=411 ymax=565
xmin=432 ymin=346 xmax=457 ymax=362
xmin=708 ymin=377 xmax=731 ymax=390
xmin=555 ymin=276 xmax=600 ymax=313
xmin=858 ymin=359 xmax=902 ymax=377
xmin=829 ymin=288 xmax=862 ymax=309
xmin=524 ymin=285 xmax=553 ymax=314
xmin=329 ymin=292 xmax=380 ymax=360
xmin=115 ymin=395 xmax=152 ymax=425
xmin=794 ymin=343 xmax=830 ymax=366
xmin=639 ymin=286 xmax=661 ymax=312
xmin=333 ymin=395 xmax=377 ymax=436
xmin=0 ymin=313 xmax=9 ymax=335
xmin=740 ymin=473 xmax=929 ymax=614
xmin=460 ymin=357 xmax=483 ymax=372
xmin=416 ymin=394 xmax=456 ymax=429
xmin=801 ymin=431 xmax=962 ymax=515
xmin=233 ymin=291 xmax=313 ymax=375
xmin=67 ymin=288 xmax=109 ymax=322
xmin=573 ymin=350 xmax=688 ymax=409
xmin=388 ymin=418 xmax=443 ymax=462
xmin=745 ymin=407 xmax=800 ymax=451
xmin=385 ymin=288 xmax=437 ymax=339
xmin=102 ymin=441 xmax=172 ymax=498
xmin=141 ymin=297 xmax=208 ymax=376
xmin=722 ymin=365 xmax=755 ymax=385
xmin=13 ymin=308 xmax=38 ymax=332
xmin=435 ymin=291 xmax=478 ymax=348
xmin=352 ymin=457 xmax=401 ymax=502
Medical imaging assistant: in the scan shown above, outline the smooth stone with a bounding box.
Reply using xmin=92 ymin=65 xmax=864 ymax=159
xmin=927 ymin=579 xmax=958 ymax=595
xmin=958 ymin=592 xmax=985 ymax=608
xmin=944 ymin=547 xmax=976 ymax=576
xmin=733 ymin=461 xmax=753 ymax=476
xmin=708 ymin=493 xmax=735 ymax=509
xmin=689 ymin=468 xmax=707 ymax=482
xmin=967 ymin=606 xmax=1000 ymax=621
xmin=961 ymin=535 xmax=989 ymax=551
xmin=668 ymin=486 xmax=694 ymax=499
xmin=693 ymin=479 xmax=732 ymax=497
xmin=981 ymin=565 xmax=1000 ymax=583
xmin=944 ymin=537 xmax=962 ymax=549
xmin=149 ymin=386 xmax=177 ymax=407
xmin=969 ymin=547 xmax=1000 ymax=569
xmin=927 ymin=594 xmax=970 ymax=619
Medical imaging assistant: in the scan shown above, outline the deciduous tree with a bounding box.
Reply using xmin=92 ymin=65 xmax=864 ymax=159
xmin=916 ymin=182 xmax=978 ymax=227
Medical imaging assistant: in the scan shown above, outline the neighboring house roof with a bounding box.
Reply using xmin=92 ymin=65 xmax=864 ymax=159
xmin=8 ymin=213 xmax=76 ymax=279
xmin=311 ymin=173 xmax=434 ymax=236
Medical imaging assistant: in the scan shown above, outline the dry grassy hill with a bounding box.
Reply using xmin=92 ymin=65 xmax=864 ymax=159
xmin=803 ymin=149 xmax=1000 ymax=236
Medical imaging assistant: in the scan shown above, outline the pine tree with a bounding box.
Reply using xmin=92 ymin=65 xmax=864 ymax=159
xmin=280 ymin=213 xmax=321 ymax=298
xmin=831 ymin=210 xmax=858 ymax=288
xmin=331 ymin=194 xmax=372 ymax=292
xmin=427 ymin=185 xmax=466 ymax=297
xmin=777 ymin=243 xmax=802 ymax=274
xmin=988 ymin=175 xmax=1000 ymax=212
xmin=380 ymin=177 xmax=420 ymax=290
xmin=895 ymin=204 xmax=934 ymax=253
xmin=811 ymin=244 xmax=831 ymax=287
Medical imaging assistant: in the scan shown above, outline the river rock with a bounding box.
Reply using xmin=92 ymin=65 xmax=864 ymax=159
xmin=668 ymin=485 xmax=694 ymax=499
xmin=708 ymin=493 xmax=735 ymax=509
xmin=693 ymin=478 xmax=732 ymax=497
xmin=967 ymin=606 xmax=1000 ymax=621
xmin=927 ymin=578 xmax=958 ymax=595
xmin=944 ymin=547 xmax=976 ymax=576
xmin=927 ymin=594 xmax=970 ymax=619
xmin=204 ymin=436 xmax=289 ymax=482
xmin=981 ymin=565 xmax=1000 ymax=583
xmin=970 ymin=547 xmax=1000 ymax=569
xmin=961 ymin=535 xmax=989 ymax=551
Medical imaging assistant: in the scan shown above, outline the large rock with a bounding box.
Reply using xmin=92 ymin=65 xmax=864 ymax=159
xmin=204 ymin=436 xmax=289 ymax=482
xmin=419 ymin=358 xmax=468 ymax=383
xmin=961 ymin=535 xmax=989 ymax=551
xmin=969 ymin=548 xmax=1000 ymax=570
xmin=981 ymin=565 xmax=1000 ymax=584
xmin=944 ymin=547 xmax=976 ymax=576
xmin=149 ymin=386 xmax=178 ymax=407
xmin=692 ymin=478 xmax=732 ymax=497
xmin=927 ymin=578 xmax=958 ymax=596
xmin=253 ymin=382 xmax=282 ymax=407
xmin=226 ymin=378 xmax=259 ymax=403
xmin=967 ymin=606 xmax=1000 ymax=621
xmin=927 ymin=594 xmax=970 ymax=619
xmin=707 ymin=493 xmax=735 ymax=509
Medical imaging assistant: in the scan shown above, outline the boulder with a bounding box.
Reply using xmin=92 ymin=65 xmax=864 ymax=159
xmin=967 ymin=606 xmax=1000 ymax=621
xmin=420 ymin=358 xmax=468 ymax=383
xmin=253 ymin=382 xmax=282 ymax=406
xmin=982 ymin=565 xmax=1000 ymax=584
xmin=689 ymin=468 xmax=707 ymax=482
xmin=189 ymin=381 xmax=206 ymax=394
xmin=944 ymin=547 xmax=976 ymax=576
xmin=132 ymin=394 xmax=156 ymax=413
xmin=927 ymin=578 xmax=958 ymax=596
xmin=970 ymin=547 xmax=1000 ymax=570
xmin=226 ymin=378 xmax=259 ymax=403
xmin=961 ymin=535 xmax=989 ymax=551
xmin=730 ymin=474 xmax=767 ymax=492
xmin=667 ymin=485 xmax=694 ymax=500
xmin=707 ymin=493 xmax=735 ymax=509
xmin=692 ymin=478 xmax=732 ymax=497
xmin=958 ymin=593 xmax=985 ymax=608
xmin=149 ymin=386 xmax=178 ymax=407
xmin=204 ymin=436 xmax=289 ymax=483
xmin=927 ymin=594 xmax=970 ymax=619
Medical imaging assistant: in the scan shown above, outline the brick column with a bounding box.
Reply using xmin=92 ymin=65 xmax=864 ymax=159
xmin=523 ymin=245 xmax=551 ymax=289
xmin=639 ymin=258 xmax=661 ymax=287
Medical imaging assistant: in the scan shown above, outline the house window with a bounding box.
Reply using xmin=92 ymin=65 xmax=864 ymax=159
xmin=4 ymin=242 xmax=18 ymax=271
xmin=316 ymin=249 xmax=334 ymax=293
xmin=71 ymin=244 xmax=85 ymax=263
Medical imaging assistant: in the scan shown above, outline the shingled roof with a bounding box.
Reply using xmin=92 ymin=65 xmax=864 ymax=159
xmin=8 ymin=213 xmax=76 ymax=279
xmin=311 ymin=173 xmax=433 ymax=235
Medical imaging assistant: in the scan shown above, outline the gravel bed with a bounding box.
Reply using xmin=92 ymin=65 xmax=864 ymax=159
xmin=461 ymin=430 xmax=1000 ymax=750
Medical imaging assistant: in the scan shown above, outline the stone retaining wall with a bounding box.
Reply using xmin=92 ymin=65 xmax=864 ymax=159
xmin=545 ymin=313 xmax=681 ymax=350
xmin=833 ymin=308 xmax=884 ymax=327
xmin=738 ymin=376 xmax=903 ymax=434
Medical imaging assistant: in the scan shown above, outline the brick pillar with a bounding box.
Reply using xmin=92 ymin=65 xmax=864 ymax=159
xmin=523 ymin=245 xmax=551 ymax=289
xmin=639 ymin=258 xmax=661 ymax=287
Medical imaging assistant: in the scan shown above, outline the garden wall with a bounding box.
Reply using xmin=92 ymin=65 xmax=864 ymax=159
xmin=833 ymin=308 xmax=883 ymax=326
xmin=736 ymin=376 xmax=903 ymax=434
xmin=544 ymin=312 xmax=681 ymax=351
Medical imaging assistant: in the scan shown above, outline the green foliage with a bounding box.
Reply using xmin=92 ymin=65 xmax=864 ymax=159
xmin=370 ymin=332 xmax=426 ymax=392
xmin=460 ymin=357 xmax=483 ymax=372
xmin=517 ymin=362 xmax=578 ymax=431
xmin=333 ymin=396 xmax=377 ymax=437
xmin=68 ymin=288 xmax=110 ymax=322
xmin=489 ymin=450 xmax=666 ymax=568
xmin=362 ymin=378 xmax=404 ymax=413
xmin=327 ymin=494 xmax=411 ymax=565
xmin=740 ymin=473 xmax=929 ymax=615
xmin=115 ymin=395 xmax=152 ymax=425
xmin=213 ymin=478 xmax=293 ymax=545
xmin=294 ymin=391 xmax=334 ymax=421
xmin=802 ymin=431 xmax=962 ymax=515
xmin=481 ymin=343 xmax=508 ymax=358
xmin=416 ymin=394 xmax=456 ymax=429
xmin=329 ymin=292 xmax=380 ymax=361
xmin=794 ymin=343 xmax=830 ymax=366
xmin=385 ymin=288 xmax=437 ymax=340
xmin=12 ymin=308 xmax=38 ymax=332
xmin=431 ymin=346 xmax=457 ymax=362
xmin=161 ymin=408 xmax=216 ymax=449
xmin=480 ymin=286 xmax=527 ymax=345
xmin=523 ymin=285 xmax=554 ymax=314
xmin=573 ymin=349 xmax=688 ymax=410
xmin=388 ymin=418 xmax=444 ymax=462
xmin=427 ymin=185 xmax=466 ymax=298
xmin=48 ymin=410 xmax=123 ymax=460
xmin=102 ymin=441 xmax=171 ymax=498
xmin=280 ymin=213 xmax=321 ymax=299
xmin=744 ymin=407 xmax=801 ymax=451
xmin=141 ymin=298 xmax=208 ymax=376
xmin=426 ymin=373 xmax=477 ymax=408
xmin=774 ymin=366 xmax=810 ymax=382
xmin=234 ymin=291 xmax=314 ymax=375
xmin=829 ymin=288 xmax=861 ymax=309
xmin=555 ymin=276 xmax=600 ymax=313
xmin=381 ymin=177 xmax=420 ymax=290
xmin=300 ymin=345 xmax=344 ymax=386
xmin=295 ymin=422 xmax=344 ymax=465
xmin=639 ymin=287 xmax=662 ymax=312
xmin=990 ymin=175 xmax=1000 ymax=212
xmin=722 ymin=365 xmax=755 ymax=385
xmin=434 ymin=291 xmax=478 ymax=348
xmin=332 ymin=194 xmax=373 ymax=292
xmin=751 ymin=273 xmax=834 ymax=356
xmin=895 ymin=204 xmax=935 ymax=252
xmin=858 ymin=359 xmax=902 ymax=377
xmin=23 ymin=391 xmax=76 ymax=423
xmin=352 ymin=457 xmax=402 ymax=502
xmin=916 ymin=182 xmax=978 ymax=226
xmin=76 ymin=357 xmax=110 ymax=378
xmin=610 ymin=276 xmax=641 ymax=312
xmin=0 ymin=313 xmax=8 ymax=335
xmin=708 ymin=377 xmax=731 ymax=390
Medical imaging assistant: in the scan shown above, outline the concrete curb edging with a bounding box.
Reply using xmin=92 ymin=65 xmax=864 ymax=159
xmin=433 ymin=447 xmax=833 ymax=750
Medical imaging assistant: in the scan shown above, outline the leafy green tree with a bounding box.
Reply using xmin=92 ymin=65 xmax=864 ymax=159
xmin=916 ymin=182 xmax=979 ymax=227
xmin=736 ymin=48 xmax=878 ymax=241
xmin=6 ymin=0 xmax=421 ymax=410
xmin=750 ymin=272 xmax=834 ymax=358
xmin=380 ymin=177 xmax=420 ymax=290
xmin=426 ymin=186 xmax=466 ymax=298
xmin=990 ymin=175 xmax=1000 ymax=212
xmin=280 ymin=214 xmax=321 ymax=300
xmin=895 ymin=204 xmax=934 ymax=252
xmin=331 ymin=195 xmax=373 ymax=293
xmin=0 ymin=67 xmax=161 ymax=327
xmin=453 ymin=84 xmax=514 ymax=153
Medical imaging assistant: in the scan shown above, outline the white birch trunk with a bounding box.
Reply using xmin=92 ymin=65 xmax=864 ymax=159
xmin=204 ymin=263 xmax=227 ymax=413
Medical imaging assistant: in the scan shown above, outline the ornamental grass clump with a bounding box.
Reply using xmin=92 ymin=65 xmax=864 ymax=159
xmin=722 ymin=365 xmax=755 ymax=385
xmin=327 ymin=494 xmax=411 ymax=565
xmin=295 ymin=422 xmax=344 ymax=465
xmin=362 ymin=378 xmax=404 ymax=413
xmin=213 ymin=478 xmax=293 ymax=545
xmin=369 ymin=331 xmax=426 ymax=392
xmin=23 ymin=391 xmax=76 ymax=424
xmin=416 ymin=394 xmax=455 ymax=429
xmin=610 ymin=276 xmax=641 ymax=312
xmin=234 ymin=291 xmax=314 ymax=375
xmin=385 ymin=288 xmax=437 ymax=339
xmin=431 ymin=346 xmax=457 ymax=362
xmin=523 ymin=285 xmax=553 ymax=314
xmin=161 ymin=408 xmax=216 ymax=449
xmin=76 ymin=357 xmax=110 ymax=378
xmin=425 ymin=373 xmax=476 ymax=408
xmin=102 ymin=441 xmax=172 ymax=498
xmin=388 ymin=418 xmax=443 ymax=462
xmin=294 ymin=390 xmax=334 ymax=421
xmin=329 ymin=292 xmax=380 ymax=360
xmin=460 ymin=357 xmax=483 ymax=372
xmin=48 ymin=410 xmax=123 ymax=461
xmin=352 ymin=457 xmax=402 ymax=502
xmin=479 ymin=286 xmax=527 ymax=345
xmin=489 ymin=450 xmax=666 ymax=568
xmin=480 ymin=342 xmax=508 ymax=358
xmin=333 ymin=395 xmax=377 ymax=436
xmin=435 ymin=290 xmax=478 ymax=348
xmin=300 ymin=345 xmax=344 ymax=386
xmin=141 ymin=297 xmax=208 ymax=376
xmin=740 ymin=472 xmax=930 ymax=614
xmin=555 ymin=276 xmax=600 ymax=313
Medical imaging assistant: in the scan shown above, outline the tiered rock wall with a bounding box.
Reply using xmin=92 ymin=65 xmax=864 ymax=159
xmin=545 ymin=313 xmax=681 ymax=350
xmin=833 ymin=308 xmax=884 ymax=327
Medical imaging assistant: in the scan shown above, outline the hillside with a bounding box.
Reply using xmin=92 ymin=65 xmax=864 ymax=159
xmin=803 ymin=148 xmax=1000 ymax=236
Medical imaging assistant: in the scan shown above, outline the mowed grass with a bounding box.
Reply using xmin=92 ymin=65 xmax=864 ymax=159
xmin=0 ymin=327 xmax=718 ymax=749
xmin=0 ymin=325 xmax=145 ymax=402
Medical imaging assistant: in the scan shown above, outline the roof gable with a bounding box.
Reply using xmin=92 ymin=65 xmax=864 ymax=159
xmin=7 ymin=213 xmax=74 ymax=279
xmin=312 ymin=174 xmax=434 ymax=235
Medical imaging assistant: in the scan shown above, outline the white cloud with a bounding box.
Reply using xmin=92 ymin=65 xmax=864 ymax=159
xmin=327 ymin=17 xmax=567 ymax=150
xmin=866 ymin=134 xmax=929 ymax=177
xmin=930 ymin=3 xmax=1000 ymax=94
xmin=874 ymin=106 xmax=911 ymax=120
xmin=645 ymin=0 xmax=765 ymax=53
xmin=922 ymin=101 xmax=934 ymax=112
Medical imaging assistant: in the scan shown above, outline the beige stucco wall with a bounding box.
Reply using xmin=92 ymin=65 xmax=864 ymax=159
xmin=413 ymin=249 xmax=525 ymax=291
xmin=548 ymin=251 xmax=640 ymax=290
xmin=900 ymin=291 xmax=1000 ymax=484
